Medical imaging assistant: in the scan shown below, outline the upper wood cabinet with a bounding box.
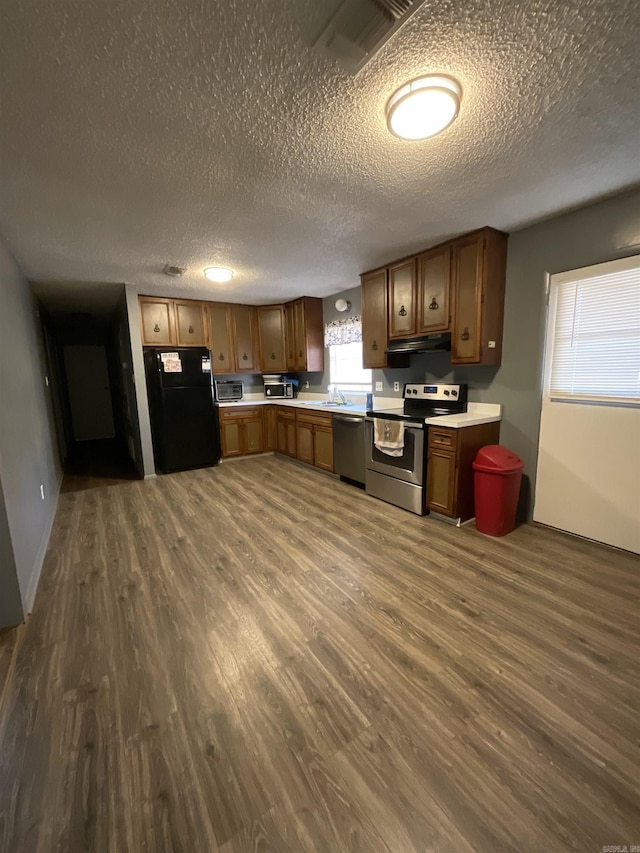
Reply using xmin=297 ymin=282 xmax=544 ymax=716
xmin=139 ymin=297 xmax=175 ymax=346
xmin=207 ymin=303 xmax=258 ymax=374
xmin=450 ymin=227 xmax=508 ymax=365
xmin=174 ymin=300 xmax=207 ymax=347
xmin=287 ymin=297 xmax=324 ymax=372
xmin=232 ymin=304 xmax=258 ymax=373
xmin=207 ymin=303 xmax=234 ymax=373
xmin=417 ymin=245 xmax=451 ymax=335
xmin=139 ymin=296 xmax=206 ymax=347
xmin=361 ymin=268 xmax=389 ymax=369
xmin=388 ymin=259 xmax=417 ymax=338
xmin=258 ymin=305 xmax=287 ymax=372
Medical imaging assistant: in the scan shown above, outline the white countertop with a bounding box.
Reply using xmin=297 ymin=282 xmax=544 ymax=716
xmin=217 ymin=397 xmax=502 ymax=427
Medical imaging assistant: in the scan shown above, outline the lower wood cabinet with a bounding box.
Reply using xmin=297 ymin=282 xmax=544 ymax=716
xmin=263 ymin=405 xmax=278 ymax=452
xmin=276 ymin=408 xmax=297 ymax=457
xmin=219 ymin=407 xmax=265 ymax=457
xmin=295 ymin=411 xmax=333 ymax=472
xmin=426 ymin=422 xmax=500 ymax=521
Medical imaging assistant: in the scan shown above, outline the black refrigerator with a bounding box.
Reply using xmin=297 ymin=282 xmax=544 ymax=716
xmin=144 ymin=347 xmax=221 ymax=473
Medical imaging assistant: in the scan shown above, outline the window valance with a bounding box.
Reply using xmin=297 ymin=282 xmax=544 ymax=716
xmin=324 ymin=316 xmax=362 ymax=347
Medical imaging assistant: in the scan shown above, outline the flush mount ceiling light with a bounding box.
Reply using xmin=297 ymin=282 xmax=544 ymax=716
xmin=386 ymin=75 xmax=462 ymax=140
xmin=204 ymin=266 xmax=234 ymax=283
xmin=335 ymin=298 xmax=351 ymax=312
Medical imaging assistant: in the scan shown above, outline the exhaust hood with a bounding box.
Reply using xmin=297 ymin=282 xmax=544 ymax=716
xmin=385 ymin=333 xmax=451 ymax=355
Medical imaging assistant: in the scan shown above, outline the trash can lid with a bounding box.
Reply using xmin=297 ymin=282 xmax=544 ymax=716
xmin=472 ymin=445 xmax=524 ymax=474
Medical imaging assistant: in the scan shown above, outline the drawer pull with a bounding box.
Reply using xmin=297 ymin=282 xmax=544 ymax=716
xmin=218 ymin=353 xmax=225 ymax=360
xmin=271 ymin=352 xmax=276 ymax=360
xmin=188 ymin=325 xmax=194 ymax=334
xmin=371 ymin=340 xmax=378 ymax=351
xmin=461 ymin=327 xmax=470 ymax=341
xmin=154 ymin=324 xmax=160 ymax=333
xmin=399 ymin=305 xmax=407 ymax=316
xmin=429 ymin=298 xmax=439 ymax=310
xmin=242 ymin=353 xmax=248 ymax=361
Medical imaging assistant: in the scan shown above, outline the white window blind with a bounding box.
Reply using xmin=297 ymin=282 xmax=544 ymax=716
xmin=548 ymin=258 xmax=640 ymax=404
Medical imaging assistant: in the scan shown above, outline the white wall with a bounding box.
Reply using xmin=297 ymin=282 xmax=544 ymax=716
xmin=0 ymin=235 xmax=62 ymax=613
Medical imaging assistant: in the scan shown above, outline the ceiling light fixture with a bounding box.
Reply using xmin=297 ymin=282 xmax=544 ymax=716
xmin=386 ymin=75 xmax=462 ymax=141
xmin=335 ymin=299 xmax=351 ymax=312
xmin=204 ymin=266 xmax=234 ymax=283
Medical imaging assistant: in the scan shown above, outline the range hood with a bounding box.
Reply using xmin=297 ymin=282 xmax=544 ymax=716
xmin=385 ymin=333 xmax=452 ymax=355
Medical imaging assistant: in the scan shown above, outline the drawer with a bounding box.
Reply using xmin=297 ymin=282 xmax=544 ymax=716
xmin=220 ymin=406 xmax=263 ymax=419
xmin=275 ymin=408 xmax=296 ymax=421
xmin=296 ymin=410 xmax=333 ymax=427
xmin=428 ymin=427 xmax=458 ymax=451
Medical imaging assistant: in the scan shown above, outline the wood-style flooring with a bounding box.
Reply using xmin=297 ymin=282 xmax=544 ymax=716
xmin=0 ymin=455 xmax=639 ymax=852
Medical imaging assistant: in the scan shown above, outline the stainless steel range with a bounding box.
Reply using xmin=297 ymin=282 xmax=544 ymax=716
xmin=365 ymin=383 xmax=467 ymax=515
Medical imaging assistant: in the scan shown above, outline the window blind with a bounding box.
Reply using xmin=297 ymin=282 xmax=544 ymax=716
xmin=548 ymin=261 xmax=640 ymax=404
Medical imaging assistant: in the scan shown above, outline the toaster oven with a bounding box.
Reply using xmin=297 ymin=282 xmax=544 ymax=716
xmin=214 ymin=380 xmax=243 ymax=401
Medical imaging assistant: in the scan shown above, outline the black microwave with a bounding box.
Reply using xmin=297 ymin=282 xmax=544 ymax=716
xmin=264 ymin=382 xmax=294 ymax=398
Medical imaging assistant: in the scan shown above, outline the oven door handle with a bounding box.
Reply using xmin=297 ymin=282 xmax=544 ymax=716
xmin=366 ymin=417 xmax=423 ymax=430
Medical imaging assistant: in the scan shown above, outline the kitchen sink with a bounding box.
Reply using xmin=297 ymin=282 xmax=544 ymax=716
xmin=298 ymin=400 xmax=354 ymax=407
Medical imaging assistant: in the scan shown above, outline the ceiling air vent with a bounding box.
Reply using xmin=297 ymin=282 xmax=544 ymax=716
xmin=162 ymin=264 xmax=186 ymax=277
xmin=310 ymin=0 xmax=426 ymax=74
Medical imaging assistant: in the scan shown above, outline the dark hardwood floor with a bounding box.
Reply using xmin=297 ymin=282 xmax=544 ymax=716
xmin=0 ymin=455 xmax=638 ymax=852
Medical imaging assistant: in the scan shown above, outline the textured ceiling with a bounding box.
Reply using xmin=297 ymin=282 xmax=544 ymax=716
xmin=0 ymin=0 xmax=639 ymax=309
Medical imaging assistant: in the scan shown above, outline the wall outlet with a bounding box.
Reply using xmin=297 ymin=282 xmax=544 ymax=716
xmin=304 ymin=381 xmax=310 ymax=389
xmin=393 ymin=381 xmax=400 ymax=392
xmin=40 ymin=484 xmax=45 ymax=500
xmin=375 ymin=381 xmax=383 ymax=392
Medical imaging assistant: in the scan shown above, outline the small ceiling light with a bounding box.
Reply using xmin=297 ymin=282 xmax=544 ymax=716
xmin=335 ymin=299 xmax=351 ymax=312
xmin=386 ymin=75 xmax=462 ymax=141
xmin=204 ymin=267 xmax=234 ymax=283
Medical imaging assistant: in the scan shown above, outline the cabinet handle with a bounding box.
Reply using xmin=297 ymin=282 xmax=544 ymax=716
xmin=218 ymin=353 xmax=225 ymax=361
xmin=371 ymin=340 xmax=378 ymax=351
xmin=398 ymin=305 xmax=407 ymax=316
xmin=299 ymin=350 xmax=303 ymax=358
xmin=271 ymin=352 xmax=276 ymax=360
xmin=188 ymin=325 xmax=194 ymax=334
xmin=153 ymin=324 xmax=160 ymax=333
xmin=242 ymin=353 xmax=248 ymax=361
xmin=461 ymin=327 xmax=470 ymax=341
xmin=429 ymin=298 xmax=439 ymax=310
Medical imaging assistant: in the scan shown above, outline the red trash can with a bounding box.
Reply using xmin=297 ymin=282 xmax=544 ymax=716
xmin=472 ymin=446 xmax=524 ymax=537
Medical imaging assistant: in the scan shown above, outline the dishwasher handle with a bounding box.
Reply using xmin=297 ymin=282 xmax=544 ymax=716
xmin=333 ymin=415 xmax=364 ymax=423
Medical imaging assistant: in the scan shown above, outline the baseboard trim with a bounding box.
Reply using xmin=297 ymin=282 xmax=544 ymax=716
xmin=144 ymin=473 xmax=157 ymax=480
xmin=24 ymin=471 xmax=63 ymax=614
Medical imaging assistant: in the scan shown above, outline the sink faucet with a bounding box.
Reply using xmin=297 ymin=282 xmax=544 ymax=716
xmin=335 ymin=386 xmax=347 ymax=405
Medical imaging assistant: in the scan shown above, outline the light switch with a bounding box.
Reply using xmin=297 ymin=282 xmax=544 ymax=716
xmin=375 ymin=381 xmax=383 ymax=391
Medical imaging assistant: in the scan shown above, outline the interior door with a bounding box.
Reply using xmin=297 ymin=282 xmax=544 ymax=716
xmin=63 ymin=345 xmax=115 ymax=441
xmin=534 ymin=256 xmax=640 ymax=553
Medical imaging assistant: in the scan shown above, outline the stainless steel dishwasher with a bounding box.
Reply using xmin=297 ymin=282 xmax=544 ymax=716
xmin=332 ymin=413 xmax=366 ymax=485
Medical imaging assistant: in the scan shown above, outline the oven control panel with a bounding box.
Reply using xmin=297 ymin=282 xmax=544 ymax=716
xmin=403 ymin=383 xmax=466 ymax=401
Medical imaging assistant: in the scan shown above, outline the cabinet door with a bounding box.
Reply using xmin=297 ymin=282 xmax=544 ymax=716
xmin=388 ymin=259 xmax=417 ymax=338
xmin=314 ymin=425 xmax=334 ymax=472
xmin=175 ymin=301 xmax=206 ymax=347
xmin=451 ymin=234 xmax=483 ymax=363
xmin=208 ymin=303 xmax=235 ymax=373
xmin=286 ymin=420 xmax=297 ymax=457
xmin=296 ymin=421 xmax=314 ymax=464
xmin=264 ymin=405 xmax=278 ymax=451
xmin=221 ymin=421 xmax=243 ymax=457
xmin=285 ymin=303 xmax=296 ymax=369
xmin=258 ymin=306 xmax=287 ymax=372
xmin=293 ymin=298 xmax=306 ymax=370
xmin=244 ymin=416 xmax=264 ymax=454
xmin=417 ymin=246 xmax=451 ymax=334
xmin=139 ymin=298 xmax=175 ymax=346
xmin=426 ymin=448 xmax=457 ymax=516
xmin=276 ymin=415 xmax=290 ymax=455
xmin=232 ymin=305 xmax=258 ymax=373
xmin=361 ymin=269 xmax=388 ymax=369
